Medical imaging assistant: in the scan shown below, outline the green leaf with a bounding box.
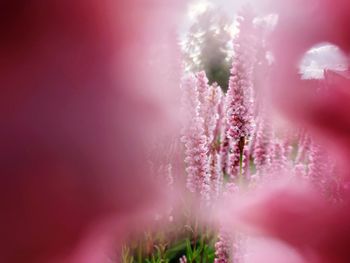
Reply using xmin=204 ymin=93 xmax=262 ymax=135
xmin=164 ymin=240 xmax=187 ymax=260
xmin=186 ymin=239 xmax=193 ymax=260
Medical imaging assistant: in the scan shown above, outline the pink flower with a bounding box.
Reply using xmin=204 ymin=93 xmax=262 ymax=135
xmin=225 ymin=8 xmax=256 ymax=181
xmin=181 ymin=75 xmax=200 ymax=129
xmin=205 ymin=83 xmax=223 ymax=146
xmin=308 ymin=142 xmax=339 ymax=201
xmin=179 ymin=255 xmax=187 ymax=263
xmin=196 ymin=71 xmax=210 ymax=113
xmin=226 ymin=10 xmax=255 ymax=143
xmin=215 ymin=230 xmax=231 ymax=263
xmin=252 ymin=117 xmax=272 ymax=173
xmin=209 ymin=151 xmax=222 ymax=198
xmin=228 ymin=141 xmax=242 ymax=180
xmin=220 ymin=105 xmax=231 ymax=176
xmin=0 ymin=1 xmax=185 ymax=262
xmin=295 ymin=131 xmax=311 ymax=164
xmin=205 ymin=84 xmax=223 ymax=197
xmin=235 ymin=181 xmax=350 ymax=263
xmin=264 ymin=0 xmax=350 ymax=161
xmin=181 ymin=75 xmax=210 ymax=201
xmin=269 ymin=139 xmax=289 ymax=175
xmin=232 ymin=1 xmax=350 ymax=262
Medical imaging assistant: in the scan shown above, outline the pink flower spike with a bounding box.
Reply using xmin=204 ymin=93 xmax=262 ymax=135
xmin=181 ymin=75 xmax=210 ymax=201
xmin=195 ymin=71 xmax=210 ymax=110
xmin=215 ymin=229 xmax=232 ymax=263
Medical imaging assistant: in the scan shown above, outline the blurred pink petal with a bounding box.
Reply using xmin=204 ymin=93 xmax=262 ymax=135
xmin=235 ymin=181 xmax=350 ymax=263
xmin=0 ymin=0 xmax=185 ymax=262
xmin=245 ymin=237 xmax=305 ymax=263
xmin=263 ymin=0 xmax=350 ymax=161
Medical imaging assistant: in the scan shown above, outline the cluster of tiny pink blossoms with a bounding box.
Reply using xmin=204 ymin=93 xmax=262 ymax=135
xmin=180 ymin=8 xmax=258 ymax=261
xmin=252 ymin=104 xmax=273 ymax=175
xmin=180 ymin=71 xmax=225 ymax=202
xmin=178 ymin=5 xmax=339 ymax=263
xmin=179 ymin=255 xmax=187 ymax=263
xmin=225 ymin=8 xmax=257 ymax=182
xmin=181 ymin=74 xmax=210 ymax=200
xmin=214 ymin=230 xmax=232 ymax=263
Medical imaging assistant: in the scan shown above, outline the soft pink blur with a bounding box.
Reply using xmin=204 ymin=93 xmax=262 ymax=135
xmin=0 ymin=1 xmax=184 ymax=262
xmin=262 ymin=0 xmax=350 ymax=158
xmin=228 ymin=1 xmax=350 ymax=262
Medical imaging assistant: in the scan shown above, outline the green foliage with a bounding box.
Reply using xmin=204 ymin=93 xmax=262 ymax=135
xmin=121 ymin=246 xmax=135 ymax=263
xmin=182 ymin=7 xmax=232 ymax=92
xmin=121 ymin=225 xmax=217 ymax=263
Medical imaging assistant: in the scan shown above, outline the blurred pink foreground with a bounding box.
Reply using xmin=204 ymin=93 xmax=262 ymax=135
xmin=1 ymin=0 xmax=350 ymax=263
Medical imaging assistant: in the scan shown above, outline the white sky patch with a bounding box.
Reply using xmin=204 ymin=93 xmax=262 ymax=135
xmin=299 ymin=43 xmax=349 ymax=79
xmin=187 ymin=1 xmax=212 ymax=21
xmin=226 ymin=19 xmax=239 ymax=39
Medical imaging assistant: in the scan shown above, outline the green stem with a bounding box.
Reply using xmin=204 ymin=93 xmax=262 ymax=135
xmin=238 ymin=136 xmax=245 ymax=187
xmin=200 ymin=234 xmax=204 ymax=263
xmin=193 ymin=217 xmax=198 ymax=254
xmin=238 ymin=149 xmax=243 ymax=186
xmin=138 ymin=240 xmax=142 ymax=263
